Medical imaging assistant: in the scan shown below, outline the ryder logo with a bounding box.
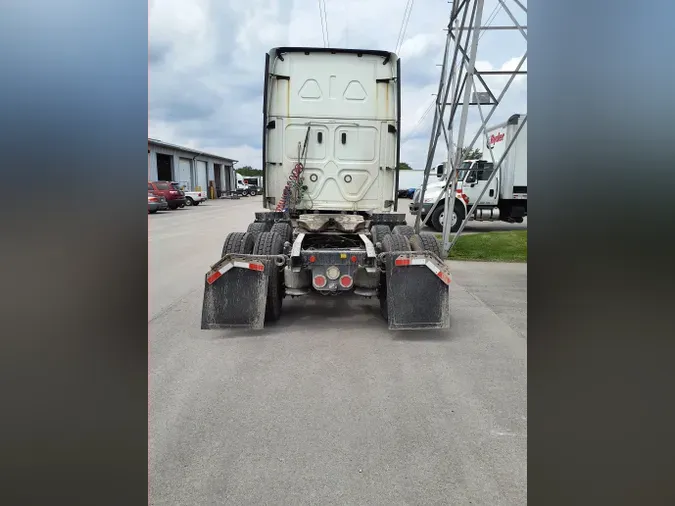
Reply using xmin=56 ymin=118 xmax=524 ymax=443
xmin=489 ymin=132 xmax=505 ymax=146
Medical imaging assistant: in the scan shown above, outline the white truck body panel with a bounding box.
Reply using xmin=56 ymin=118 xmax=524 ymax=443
xmin=482 ymin=114 xmax=527 ymax=200
xmin=235 ymin=173 xmax=249 ymax=190
xmin=263 ymin=48 xmax=400 ymax=213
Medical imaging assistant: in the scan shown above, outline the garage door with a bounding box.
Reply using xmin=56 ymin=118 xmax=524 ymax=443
xmin=196 ymin=160 xmax=207 ymax=192
xmin=178 ymin=158 xmax=191 ymax=186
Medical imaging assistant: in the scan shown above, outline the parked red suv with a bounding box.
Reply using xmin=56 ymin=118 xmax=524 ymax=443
xmin=148 ymin=181 xmax=186 ymax=210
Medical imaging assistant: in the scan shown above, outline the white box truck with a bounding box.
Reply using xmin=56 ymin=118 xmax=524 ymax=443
xmin=201 ymin=47 xmax=452 ymax=331
xmin=410 ymin=113 xmax=527 ymax=232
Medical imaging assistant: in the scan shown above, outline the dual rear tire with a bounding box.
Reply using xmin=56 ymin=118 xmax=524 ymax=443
xmin=378 ymin=229 xmax=442 ymax=322
xmin=221 ymin=230 xmax=285 ymax=323
xmin=252 ymin=232 xmax=285 ymax=322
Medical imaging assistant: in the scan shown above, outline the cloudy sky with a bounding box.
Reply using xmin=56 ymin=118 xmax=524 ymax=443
xmin=149 ymin=0 xmax=527 ymax=169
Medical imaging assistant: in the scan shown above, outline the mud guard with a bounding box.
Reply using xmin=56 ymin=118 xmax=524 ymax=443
xmin=383 ymin=252 xmax=451 ymax=330
xmin=201 ymin=255 xmax=280 ymax=330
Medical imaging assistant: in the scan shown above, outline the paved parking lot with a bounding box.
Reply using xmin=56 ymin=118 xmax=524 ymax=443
xmin=149 ymin=198 xmax=527 ymax=505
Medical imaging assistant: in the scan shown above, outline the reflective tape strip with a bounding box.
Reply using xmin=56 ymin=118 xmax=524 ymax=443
xmin=232 ymin=261 xmax=265 ymax=271
xmin=394 ymin=256 xmax=426 ymax=267
xmin=206 ymin=260 xmax=264 ymax=285
xmin=393 ymin=255 xmax=452 ymax=286
xmin=423 ymin=260 xmax=452 ymax=285
xmin=207 ymin=262 xmax=234 ymax=284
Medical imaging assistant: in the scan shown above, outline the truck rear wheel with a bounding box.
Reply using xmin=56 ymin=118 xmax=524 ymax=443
xmin=221 ymin=232 xmax=256 ymax=257
xmin=252 ymin=232 xmax=285 ymax=322
xmin=371 ymin=225 xmax=391 ymax=246
xmin=270 ymin=222 xmax=292 ymax=243
xmin=410 ymin=233 xmax=442 ymax=258
xmin=247 ymin=221 xmax=270 ymax=238
xmin=379 ymin=233 xmax=411 ymax=321
xmin=392 ymin=224 xmax=415 ymax=239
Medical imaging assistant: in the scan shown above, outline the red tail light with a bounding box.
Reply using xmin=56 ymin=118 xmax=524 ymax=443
xmin=169 ymin=190 xmax=178 ymax=195
xmin=339 ymin=275 xmax=353 ymax=288
xmin=313 ymin=275 xmax=327 ymax=288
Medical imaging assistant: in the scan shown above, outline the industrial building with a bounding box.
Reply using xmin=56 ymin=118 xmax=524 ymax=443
xmin=148 ymin=138 xmax=238 ymax=198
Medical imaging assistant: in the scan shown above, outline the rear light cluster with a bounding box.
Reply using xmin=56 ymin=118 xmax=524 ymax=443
xmin=169 ymin=190 xmax=178 ymax=195
xmin=313 ymin=264 xmax=354 ymax=290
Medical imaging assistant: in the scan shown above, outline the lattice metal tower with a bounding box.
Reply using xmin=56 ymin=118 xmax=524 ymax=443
xmin=412 ymin=0 xmax=528 ymax=256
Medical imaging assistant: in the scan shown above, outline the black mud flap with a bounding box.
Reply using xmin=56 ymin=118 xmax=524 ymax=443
xmin=383 ymin=252 xmax=451 ymax=330
xmin=201 ymin=255 xmax=272 ymax=330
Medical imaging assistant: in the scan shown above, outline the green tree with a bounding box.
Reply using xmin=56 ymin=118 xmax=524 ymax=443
xmin=397 ymin=162 xmax=413 ymax=170
xmin=236 ymin=166 xmax=263 ymax=177
xmin=460 ymin=147 xmax=483 ymax=161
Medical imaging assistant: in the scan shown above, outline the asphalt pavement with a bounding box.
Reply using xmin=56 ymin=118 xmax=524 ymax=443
xmin=149 ymin=198 xmax=527 ymax=505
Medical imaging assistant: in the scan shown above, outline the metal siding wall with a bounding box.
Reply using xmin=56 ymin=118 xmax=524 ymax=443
xmin=148 ymin=143 xmax=235 ymax=191
xmin=148 ymin=148 xmax=159 ymax=180
xmin=221 ymin=165 xmax=228 ymax=191
xmin=207 ymin=161 xmax=215 ymax=181
xmin=207 ymin=161 xmax=215 ymax=198
xmin=177 ymin=158 xmax=192 ymax=188
xmin=195 ymin=160 xmax=207 ymax=192
xmin=173 ymin=155 xmax=181 ymax=182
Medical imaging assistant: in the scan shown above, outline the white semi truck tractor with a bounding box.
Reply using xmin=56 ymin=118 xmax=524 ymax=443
xmin=410 ymin=113 xmax=527 ymax=232
xmin=201 ymin=47 xmax=452 ymax=331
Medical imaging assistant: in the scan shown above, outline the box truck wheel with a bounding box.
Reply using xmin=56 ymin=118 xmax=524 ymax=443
xmin=270 ymin=222 xmax=292 ymax=243
xmin=371 ymin=225 xmax=391 ymax=246
xmin=379 ymin=233 xmax=411 ymax=321
xmin=431 ymin=200 xmax=465 ymax=233
xmin=410 ymin=233 xmax=442 ymax=258
xmin=221 ymin=232 xmax=256 ymax=258
xmin=253 ymin=232 xmax=285 ymax=322
xmin=392 ymin=224 xmax=415 ymax=239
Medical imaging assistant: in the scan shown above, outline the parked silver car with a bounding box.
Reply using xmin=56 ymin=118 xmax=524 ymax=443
xmin=148 ymin=193 xmax=169 ymax=213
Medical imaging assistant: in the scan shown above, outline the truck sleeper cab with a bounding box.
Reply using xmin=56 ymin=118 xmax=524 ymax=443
xmin=201 ymin=47 xmax=452 ymax=331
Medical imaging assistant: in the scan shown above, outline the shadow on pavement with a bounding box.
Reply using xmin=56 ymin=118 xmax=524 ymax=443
xmin=210 ymin=294 xmax=453 ymax=341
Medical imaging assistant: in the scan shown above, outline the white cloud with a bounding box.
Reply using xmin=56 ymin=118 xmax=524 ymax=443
xmin=149 ymin=0 xmax=527 ymax=171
